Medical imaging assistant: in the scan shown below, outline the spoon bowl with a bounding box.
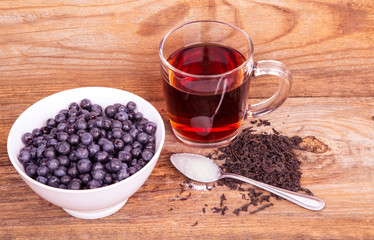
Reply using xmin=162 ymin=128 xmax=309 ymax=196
xmin=171 ymin=153 xmax=325 ymax=211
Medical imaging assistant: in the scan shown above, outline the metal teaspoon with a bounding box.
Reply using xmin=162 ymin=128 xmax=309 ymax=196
xmin=171 ymin=153 xmax=325 ymax=211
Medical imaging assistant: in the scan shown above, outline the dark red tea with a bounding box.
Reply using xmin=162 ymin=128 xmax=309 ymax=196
xmin=163 ymin=43 xmax=250 ymax=143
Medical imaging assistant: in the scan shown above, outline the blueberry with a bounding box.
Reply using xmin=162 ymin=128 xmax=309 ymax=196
xmin=132 ymin=141 xmax=142 ymax=149
xmin=106 ymin=131 xmax=113 ymax=141
xmin=88 ymin=143 xmax=100 ymax=157
xmin=67 ymin=166 xmax=79 ymax=178
xmin=44 ymin=147 xmax=56 ymax=159
xmin=67 ymin=134 xmax=80 ymax=146
xmin=34 ymin=136 xmax=46 ymax=147
xmin=103 ymin=118 xmax=112 ymax=130
xmin=59 ymin=109 xmax=69 ymax=116
xmin=131 ymin=158 xmax=137 ymax=166
xmin=80 ymin=132 xmax=93 ymax=145
xmin=65 ymin=123 xmax=76 ymax=135
xmin=92 ymin=162 xmax=104 ymax=171
xmin=77 ymin=159 xmax=92 ymax=174
xmin=127 ymin=166 xmax=137 ymax=175
xmin=79 ymin=109 xmax=89 ymax=121
xmin=59 ymin=184 xmax=67 ymax=189
xmin=126 ymin=101 xmax=137 ymax=111
xmin=131 ymin=148 xmax=142 ymax=159
xmin=111 ymin=120 xmax=122 ymax=129
xmin=115 ymin=112 xmax=128 ymax=121
xmin=112 ymin=128 xmax=123 ymax=139
xmin=121 ymin=133 xmax=133 ymax=145
xmin=55 ymin=113 xmax=66 ymax=123
xmin=122 ymin=121 xmax=131 ymax=132
xmin=120 ymin=162 xmax=128 ymax=170
xmin=88 ymin=111 xmax=98 ymax=121
xmin=68 ymin=178 xmax=81 ymax=190
xmin=75 ymin=119 xmax=87 ymax=130
xmin=67 ymin=116 xmax=77 ymax=124
xmin=123 ymin=145 xmax=133 ymax=152
xmin=46 ymin=118 xmax=56 ymax=128
xmin=143 ymin=121 xmax=157 ymax=135
xmin=117 ymin=168 xmax=129 ymax=181
xmin=55 ymin=141 xmax=71 ymax=155
xmin=21 ymin=132 xmax=33 ymax=145
xmin=25 ymin=163 xmax=38 ymax=177
xmin=46 ymin=138 xmax=58 ymax=148
xmin=37 ymin=166 xmax=50 ymax=177
xmin=94 ymin=151 xmax=109 ymax=163
xmin=129 ymin=128 xmax=139 ymax=139
xmin=32 ymin=128 xmax=42 ymax=138
xmin=41 ymin=126 xmax=50 ymax=134
xmin=91 ymin=104 xmax=103 ymax=115
xmin=37 ymin=158 xmax=49 ymax=166
xmin=133 ymin=164 xmax=142 ymax=171
xmin=58 ymin=156 xmax=70 ymax=167
xmin=87 ymin=119 xmax=96 ymax=129
xmin=29 ymin=147 xmax=37 ymax=159
xmin=109 ymin=158 xmax=122 ymax=172
xmin=60 ymin=175 xmax=72 ymax=185
xmin=148 ymin=135 xmax=156 ymax=143
xmin=91 ymin=169 xmax=106 ymax=181
xmin=117 ymin=150 xmax=132 ymax=163
xmin=138 ymin=158 xmax=146 ymax=167
xmin=69 ymin=102 xmax=80 ymax=111
xmin=18 ymin=150 xmax=31 ymax=165
xmin=54 ymin=166 xmax=67 ymax=177
xmin=36 ymin=176 xmax=48 ymax=184
xmin=142 ymin=149 xmax=154 ymax=161
xmin=77 ymin=129 xmax=87 ymax=138
xmin=56 ymin=123 xmax=67 ymax=133
xmin=98 ymin=137 xmax=108 ymax=146
xmin=145 ymin=142 xmax=156 ymax=151
xmin=47 ymin=158 xmax=60 ymax=171
xmin=76 ymin=146 xmax=89 ymax=159
xmin=105 ymin=105 xmax=117 ymax=118
xmin=68 ymin=108 xmax=79 ymax=118
xmin=117 ymin=105 xmax=126 ymax=112
xmin=56 ymin=131 xmax=69 ymax=142
xmin=80 ymin=173 xmax=92 ymax=185
xmin=47 ymin=176 xmax=60 ymax=187
xmin=37 ymin=145 xmax=46 ymax=158
xmin=134 ymin=112 xmax=143 ymax=121
xmin=89 ymin=127 xmax=101 ymax=140
xmin=104 ymin=173 xmax=113 ymax=184
xmin=87 ymin=179 xmax=102 ymax=189
xmin=102 ymin=141 xmax=114 ymax=153
xmin=95 ymin=116 xmax=104 ymax=128
xmin=113 ymin=139 xmax=125 ymax=151
xmin=68 ymin=150 xmax=78 ymax=162
xmin=80 ymin=98 xmax=92 ymax=110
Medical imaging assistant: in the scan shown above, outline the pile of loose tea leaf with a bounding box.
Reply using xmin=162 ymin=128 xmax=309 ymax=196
xmin=174 ymin=120 xmax=323 ymax=218
xmin=208 ymin=125 xmax=313 ymax=196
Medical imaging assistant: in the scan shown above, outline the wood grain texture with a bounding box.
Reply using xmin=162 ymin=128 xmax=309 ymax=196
xmin=0 ymin=0 xmax=373 ymax=239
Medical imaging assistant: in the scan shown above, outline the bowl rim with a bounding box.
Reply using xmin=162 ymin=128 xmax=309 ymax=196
xmin=7 ymin=87 xmax=166 ymax=194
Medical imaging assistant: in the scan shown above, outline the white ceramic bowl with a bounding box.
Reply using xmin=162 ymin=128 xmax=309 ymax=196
xmin=7 ymin=87 xmax=165 ymax=219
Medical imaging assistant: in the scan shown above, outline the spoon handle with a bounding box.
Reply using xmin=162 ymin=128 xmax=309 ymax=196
xmin=221 ymin=172 xmax=325 ymax=211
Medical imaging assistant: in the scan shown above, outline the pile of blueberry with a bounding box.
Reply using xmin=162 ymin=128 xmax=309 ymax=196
xmin=18 ymin=99 xmax=157 ymax=190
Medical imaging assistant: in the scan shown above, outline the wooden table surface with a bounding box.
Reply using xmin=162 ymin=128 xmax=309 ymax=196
xmin=1 ymin=0 xmax=373 ymax=239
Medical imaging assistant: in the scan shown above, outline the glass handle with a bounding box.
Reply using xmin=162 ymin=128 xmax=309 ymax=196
xmin=248 ymin=60 xmax=292 ymax=118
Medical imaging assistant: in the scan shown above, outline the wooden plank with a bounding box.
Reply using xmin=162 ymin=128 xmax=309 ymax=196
xmin=0 ymin=0 xmax=373 ymax=239
xmin=1 ymin=97 xmax=373 ymax=239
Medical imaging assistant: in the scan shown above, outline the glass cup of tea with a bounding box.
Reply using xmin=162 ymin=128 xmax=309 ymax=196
xmin=159 ymin=20 xmax=292 ymax=147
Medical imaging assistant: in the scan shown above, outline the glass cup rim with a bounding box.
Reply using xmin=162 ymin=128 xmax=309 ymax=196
xmin=159 ymin=20 xmax=254 ymax=79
